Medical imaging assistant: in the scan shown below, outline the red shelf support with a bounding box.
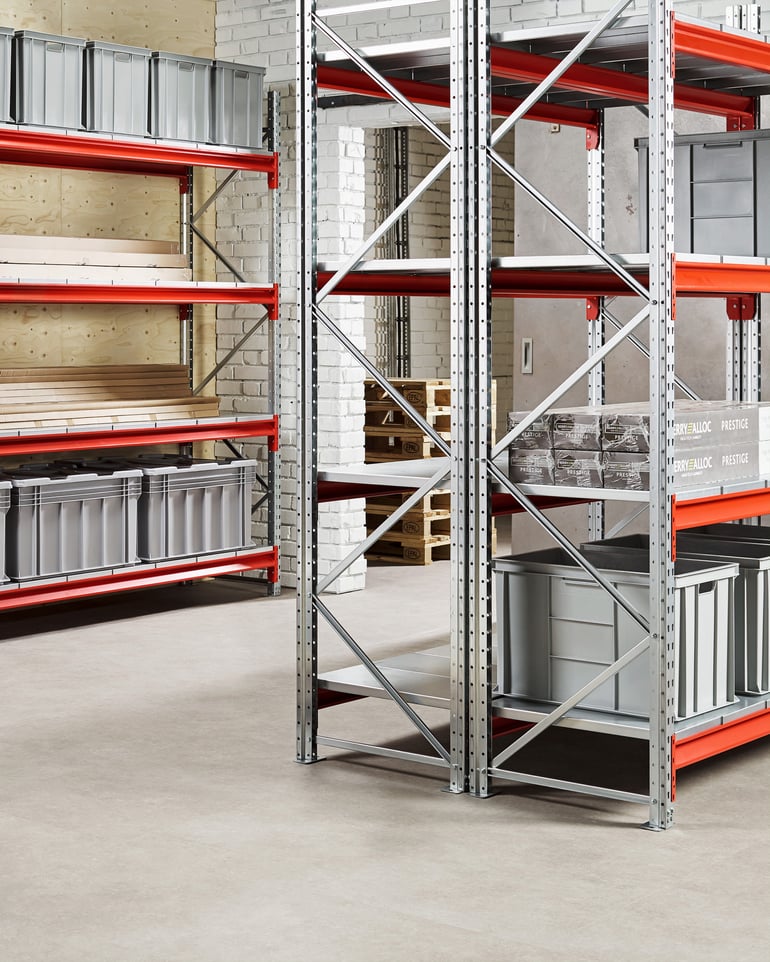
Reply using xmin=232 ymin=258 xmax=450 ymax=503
xmin=490 ymin=47 xmax=755 ymax=123
xmin=0 ymin=281 xmax=279 ymax=312
xmin=317 ymin=64 xmax=600 ymax=134
xmin=674 ymin=487 xmax=770 ymax=531
xmin=0 ymin=126 xmax=279 ymax=182
xmin=0 ymin=546 xmax=279 ymax=612
xmin=673 ymin=707 xmax=770 ymax=771
xmin=675 ymin=19 xmax=770 ymax=75
xmin=0 ymin=416 xmax=279 ymax=457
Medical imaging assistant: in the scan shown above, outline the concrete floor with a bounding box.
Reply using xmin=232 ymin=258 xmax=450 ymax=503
xmin=2 ymin=559 xmax=769 ymax=962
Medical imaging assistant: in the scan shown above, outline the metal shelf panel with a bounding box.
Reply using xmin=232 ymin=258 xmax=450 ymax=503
xmin=0 ymin=415 xmax=279 ymax=456
xmin=0 ymin=546 xmax=279 ymax=612
xmin=0 ymin=124 xmax=279 ymax=183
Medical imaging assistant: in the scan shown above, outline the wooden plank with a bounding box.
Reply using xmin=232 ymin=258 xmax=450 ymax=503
xmin=367 ymin=516 xmax=451 ymax=540
xmin=0 ymin=364 xmax=187 ymax=380
xmin=0 ymin=264 xmax=192 ymax=282
xmin=0 ymin=250 xmax=188 ymax=269
xmin=0 ymin=235 xmax=180 ymax=254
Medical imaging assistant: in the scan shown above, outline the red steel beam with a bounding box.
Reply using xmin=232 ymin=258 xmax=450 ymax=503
xmin=675 ymin=18 xmax=770 ymax=75
xmin=317 ymin=64 xmax=599 ymax=132
xmin=673 ymin=707 xmax=770 ymax=770
xmin=320 ymin=262 xmax=770 ymax=300
xmin=318 ymin=268 xmax=646 ymax=298
xmin=0 ymin=282 xmax=280 ymax=315
xmin=676 ymin=261 xmax=770 ymax=296
xmin=0 ymin=415 xmax=279 ymax=457
xmin=674 ymin=487 xmax=770 ymax=530
xmin=490 ymin=47 xmax=755 ymax=122
xmin=0 ymin=547 xmax=279 ymax=612
xmin=0 ymin=127 xmax=279 ymax=183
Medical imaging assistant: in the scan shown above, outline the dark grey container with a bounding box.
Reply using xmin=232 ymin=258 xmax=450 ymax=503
xmin=85 ymin=40 xmax=151 ymax=136
xmin=495 ymin=546 xmax=737 ymax=719
xmin=131 ymin=456 xmax=257 ymax=561
xmin=13 ymin=30 xmax=86 ymax=128
xmin=149 ymin=50 xmax=212 ymax=142
xmin=2 ymin=466 xmax=141 ymax=580
xmin=0 ymin=480 xmax=10 ymax=582
xmin=588 ymin=529 xmax=770 ymax=695
xmin=0 ymin=27 xmax=12 ymax=122
xmin=212 ymin=60 xmax=265 ymax=148
xmin=637 ymin=129 xmax=770 ymax=257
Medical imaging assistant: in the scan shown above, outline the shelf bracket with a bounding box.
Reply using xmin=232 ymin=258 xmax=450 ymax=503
xmin=726 ymin=295 xmax=757 ymax=321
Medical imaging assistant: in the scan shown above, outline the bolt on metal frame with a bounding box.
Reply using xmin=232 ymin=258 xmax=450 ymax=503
xmin=297 ymin=0 xmax=768 ymax=827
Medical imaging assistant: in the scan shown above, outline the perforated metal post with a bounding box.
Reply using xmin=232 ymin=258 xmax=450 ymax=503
xmin=646 ymin=0 xmax=676 ymax=830
xmin=587 ymin=112 xmax=605 ymax=542
xmin=451 ymin=0 xmax=491 ymax=797
xmin=297 ymin=0 xmax=319 ymax=763
xmin=267 ymin=90 xmax=282 ymax=596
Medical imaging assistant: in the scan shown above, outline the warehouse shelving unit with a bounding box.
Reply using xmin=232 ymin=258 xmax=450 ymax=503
xmin=0 ymin=97 xmax=282 ymax=602
xmin=297 ymin=0 xmax=770 ymax=827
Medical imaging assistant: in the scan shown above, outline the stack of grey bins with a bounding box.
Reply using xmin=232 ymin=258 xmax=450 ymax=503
xmin=0 ymin=26 xmax=265 ymax=147
xmin=496 ymin=522 xmax=770 ymax=721
xmin=0 ymin=456 xmax=256 ymax=585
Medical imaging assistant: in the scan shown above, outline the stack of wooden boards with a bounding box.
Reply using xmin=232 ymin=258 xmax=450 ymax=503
xmin=0 ymin=234 xmax=190 ymax=283
xmin=364 ymin=378 xmax=496 ymax=564
xmin=0 ymin=365 xmax=219 ymax=429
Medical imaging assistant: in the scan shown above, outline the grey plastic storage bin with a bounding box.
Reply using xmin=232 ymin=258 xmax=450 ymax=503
xmin=637 ymin=130 xmax=770 ymax=256
xmin=128 ymin=455 xmax=256 ymax=561
xmin=85 ymin=40 xmax=150 ymax=136
xmin=13 ymin=30 xmax=86 ymax=128
xmin=212 ymin=60 xmax=265 ymax=148
xmin=2 ymin=465 xmax=141 ymax=580
xmin=495 ymin=546 xmax=737 ymax=719
xmin=149 ymin=50 xmax=212 ymax=142
xmin=0 ymin=27 xmax=12 ymax=122
xmin=0 ymin=479 xmax=11 ymax=583
xmin=589 ymin=530 xmax=770 ymax=695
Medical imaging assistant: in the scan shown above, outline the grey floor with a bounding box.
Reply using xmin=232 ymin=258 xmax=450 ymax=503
xmin=2 ymin=557 xmax=769 ymax=962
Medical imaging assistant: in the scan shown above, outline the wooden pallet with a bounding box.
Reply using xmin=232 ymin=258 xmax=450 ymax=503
xmin=366 ymin=509 xmax=451 ymax=541
xmin=364 ymin=429 xmax=450 ymax=461
xmin=364 ymin=378 xmax=450 ymax=412
xmin=0 ymin=364 xmax=219 ymax=427
xmin=367 ymin=488 xmax=452 ymax=515
xmin=365 ymin=535 xmax=451 ymax=565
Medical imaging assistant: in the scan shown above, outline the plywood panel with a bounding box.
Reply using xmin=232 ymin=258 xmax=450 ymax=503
xmin=61 ymin=172 xmax=179 ymax=242
xmin=1 ymin=1 xmax=61 ymax=32
xmin=0 ymin=169 xmax=63 ymax=235
xmin=62 ymin=0 xmax=215 ymax=56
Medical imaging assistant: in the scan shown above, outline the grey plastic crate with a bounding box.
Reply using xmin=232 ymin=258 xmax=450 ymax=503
xmin=0 ymin=27 xmax=12 ymax=122
xmin=149 ymin=50 xmax=212 ymax=142
xmin=2 ymin=466 xmax=141 ymax=580
xmin=126 ymin=456 xmax=256 ymax=561
xmin=85 ymin=40 xmax=150 ymax=136
xmin=637 ymin=130 xmax=770 ymax=256
xmin=212 ymin=60 xmax=265 ymax=148
xmin=0 ymin=479 xmax=10 ymax=583
xmin=13 ymin=30 xmax=86 ymax=128
xmin=495 ymin=546 xmax=737 ymax=719
xmin=589 ymin=530 xmax=770 ymax=695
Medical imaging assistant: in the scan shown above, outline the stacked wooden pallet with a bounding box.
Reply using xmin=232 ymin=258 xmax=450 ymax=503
xmin=364 ymin=378 xmax=496 ymax=564
xmin=0 ymin=365 xmax=219 ymax=428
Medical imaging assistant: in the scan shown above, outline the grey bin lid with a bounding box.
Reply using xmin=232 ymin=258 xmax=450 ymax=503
xmin=213 ymin=59 xmax=266 ymax=76
xmin=0 ymin=26 xmax=14 ymax=36
xmin=151 ymin=50 xmax=213 ymax=66
xmin=14 ymin=30 xmax=87 ymax=45
xmin=86 ymin=40 xmax=151 ymax=56
xmin=494 ymin=545 xmax=739 ymax=587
